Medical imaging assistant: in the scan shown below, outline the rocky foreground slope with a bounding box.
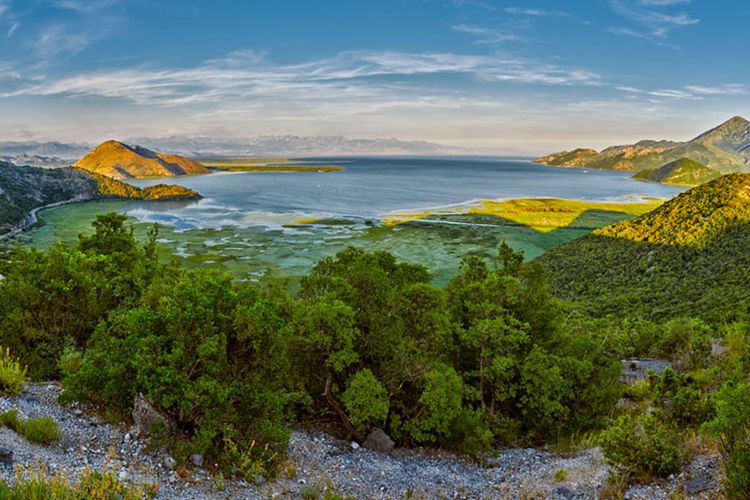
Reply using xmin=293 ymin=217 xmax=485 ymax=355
xmin=0 ymin=383 xmax=721 ymax=499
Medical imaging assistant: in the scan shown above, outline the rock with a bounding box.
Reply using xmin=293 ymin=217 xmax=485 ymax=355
xmin=132 ymin=393 xmax=171 ymax=437
xmin=363 ymin=428 xmax=395 ymax=453
xmin=124 ymin=432 xmax=131 ymax=443
xmin=118 ymin=470 xmax=129 ymax=482
xmin=0 ymin=447 xmax=13 ymax=467
xmin=551 ymin=485 xmax=575 ymax=499
xmin=255 ymin=474 xmax=265 ymax=485
xmin=164 ymin=455 xmax=176 ymax=470
xmin=351 ymin=441 xmax=360 ymax=451
xmin=683 ymin=474 xmax=711 ymax=494
xmin=191 ymin=454 xmax=204 ymax=468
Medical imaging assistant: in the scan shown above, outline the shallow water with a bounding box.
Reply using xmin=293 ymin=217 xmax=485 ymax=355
xmin=20 ymin=157 xmax=683 ymax=283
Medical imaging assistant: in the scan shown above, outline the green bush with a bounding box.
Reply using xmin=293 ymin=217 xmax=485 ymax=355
xmin=341 ymin=369 xmax=389 ymax=433
xmin=655 ymin=368 xmax=713 ymax=427
xmin=0 ymin=347 xmax=27 ymax=395
xmin=0 ymin=214 xmax=158 ymax=379
xmin=600 ymin=414 xmax=680 ymax=482
xmin=63 ymin=268 xmax=292 ymax=478
xmin=0 ymin=464 xmax=156 ymax=499
xmin=701 ymin=382 xmax=750 ymax=498
xmin=0 ymin=409 xmax=61 ymax=444
xmin=20 ymin=416 xmax=62 ymax=445
xmin=0 ymin=408 xmax=20 ymax=431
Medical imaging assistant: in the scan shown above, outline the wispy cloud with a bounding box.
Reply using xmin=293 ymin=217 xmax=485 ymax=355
xmin=2 ymin=50 xmax=602 ymax=107
xmin=53 ymin=0 xmax=122 ymax=12
xmin=638 ymin=0 xmax=691 ymax=6
xmin=31 ymin=24 xmax=93 ymax=58
xmin=452 ymin=24 xmax=522 ymax=44
xmin=685 ymin=84 xmax=748 ymax=96
xmin=503 ymin=7 xmax=570 ymax=17
xmin=615 ymin=83 xmax=748 ymax=100
xmin=608 ymin=0 xmax=699 ymax=44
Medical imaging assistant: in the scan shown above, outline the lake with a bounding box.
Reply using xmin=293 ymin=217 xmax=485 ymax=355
xmin=22 ymin=157 xmax=683 ymax=283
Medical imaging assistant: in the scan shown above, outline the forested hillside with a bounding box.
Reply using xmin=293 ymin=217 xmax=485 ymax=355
xmin=538 ymin=174 xmax=750 ymax=321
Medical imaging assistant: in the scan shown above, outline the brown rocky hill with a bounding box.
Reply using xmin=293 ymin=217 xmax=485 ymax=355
xmin=74 ymin=141 xmax=210 ymax=179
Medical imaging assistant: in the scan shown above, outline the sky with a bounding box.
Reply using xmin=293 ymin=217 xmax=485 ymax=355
xmin=0 ymin=0 xmax=747 ymax=154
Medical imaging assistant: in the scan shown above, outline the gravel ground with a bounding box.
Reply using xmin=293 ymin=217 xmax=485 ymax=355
xmin=0 ymin=383 xmax=724 ymax=499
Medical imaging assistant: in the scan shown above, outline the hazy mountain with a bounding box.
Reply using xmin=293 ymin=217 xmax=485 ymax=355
xmin=74 ymin=141 xmax=211 ymax=179
xmin=1 ymin=155 xmax=71 ymax=168
xmin=632 ymin=157 xmax=721 ymax=187
xmin=535 ymin=116 xmax=750 ymax=172
xmin=0 ymin=141 xmax=90 ymax=160
xmin=127 ymin=135 xmax=458 ymax=157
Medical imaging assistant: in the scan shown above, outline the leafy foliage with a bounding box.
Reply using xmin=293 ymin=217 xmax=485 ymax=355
xmin=0 ymin=463 xmax=157 ymax=499
xmin=701 ymin=382 xmax=750 ymax=497
xmin=0 ymin=408 xmax=62 ymax=444
xmin=540 ymin=175 xmax=750 ymax=322
xmin=0 ymin=347 xmax=27 ymax=395
xmin=599 ymin=414 xmax=680 ymax=482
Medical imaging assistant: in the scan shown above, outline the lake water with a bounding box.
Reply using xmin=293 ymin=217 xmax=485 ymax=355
xmin=23 ymin=157 xmax=683 ymax=283
xmin=127 ymin=157 xmax=681 ymax=229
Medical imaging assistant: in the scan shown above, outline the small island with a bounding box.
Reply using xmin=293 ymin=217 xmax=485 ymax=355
xmin=202 ymin=157 xmax=344 ymax=173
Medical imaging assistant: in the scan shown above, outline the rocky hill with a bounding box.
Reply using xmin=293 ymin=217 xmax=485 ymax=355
xmin=632 ymin=157 xmax=721 ymax=187
xmin=535 ymin=116 xmax=750 ymax=172
xmin=538 ymin=173 xmax=750 ymax=321
xmin=0 ymin=163 xmax=99 ymax=234
xmin=74 ymin=141 xmax=210 ymax=179
xmin=0 ymin=163 xmax=201 ymax=236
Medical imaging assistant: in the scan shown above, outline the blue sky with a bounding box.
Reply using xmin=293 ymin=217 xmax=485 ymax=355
xmin=0 ymin=0 xmax=747 ymax=153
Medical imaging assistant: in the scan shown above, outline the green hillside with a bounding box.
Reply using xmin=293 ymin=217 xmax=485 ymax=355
xmin=0 ymin=164 xmax=201 ymax=236
xmin=535 ymin=116 xmax=750 ymax=172
xmin=633 ymin=157 xmax=721 ymax=187
xmin=0 ymin=163 xmax=99 ymax=234
xmin=537 ymin=173 xmax=750 ymax=321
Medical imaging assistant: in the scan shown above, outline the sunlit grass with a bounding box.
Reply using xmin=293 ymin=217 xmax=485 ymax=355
xmin=384 ymin=197 xmax=665 ymax=232
xmin=202 ymin=157 xmax=344 ymax=172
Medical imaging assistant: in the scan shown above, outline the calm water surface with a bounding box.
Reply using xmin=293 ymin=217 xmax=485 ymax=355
xmin=126 ymin=157 xmax=683 ymax=229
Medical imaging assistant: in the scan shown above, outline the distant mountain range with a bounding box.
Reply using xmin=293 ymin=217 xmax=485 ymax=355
xmin=0 ymin=141 xmax=90 ymax=160
xmin=1 ymin=154 xmax=71 ymax=168
xmin=74 ymin=141 xmax=210 ymax=179
xmin=535 ymin=116 xmax=750 ymax=173
xmin=0 ymin=135 xmax=458 ymax=161
xmin=126 ymin=135 xmax=458 ymax=157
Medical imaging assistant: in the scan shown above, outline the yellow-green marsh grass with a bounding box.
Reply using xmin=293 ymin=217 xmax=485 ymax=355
xmin=384 ymin=197 xmax=665 ymax=232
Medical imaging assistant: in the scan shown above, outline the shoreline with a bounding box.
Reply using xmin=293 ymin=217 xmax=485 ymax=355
xmin=0 ymin=195 xmax=92 ymax=241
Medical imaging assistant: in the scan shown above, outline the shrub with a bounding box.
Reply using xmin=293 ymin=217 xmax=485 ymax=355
xmin=655 ymin=368 xmax=712 ymax=427
xmin=63 ymin=269 xmax=292 ymax=478
xmin=21 ymin=416 xmax=62 ymax=445
xmin=341 ymin=369 xmax=389 ymax=433
xmin=0 ymin=408 xmax=20 ymax=431
xmin=0 ymin=347 xmax=27 ymax=395
xmin=600 ymin=414 xmax=680 ymax=482
xmin=0 ymin=463 xmax=156 ymax=499
xmin=701 ymin=382 xmax=750 ymax=498
xmin=0 ymin=409 xmax=61 ymax=444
